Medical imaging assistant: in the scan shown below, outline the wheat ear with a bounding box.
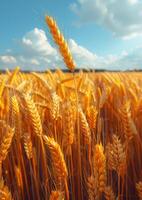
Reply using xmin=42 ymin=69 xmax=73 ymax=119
xmin=136 ymin=182 xmax=142 ymax=200
xmin=49 ymin=191 xmax=63 ymax=200
xmin=43 ymin=135 xmax=69 ymax=199
xmin=79 ymin=108 xmax=91 ymax=145
xmin=7 ymin=66 xmax=20 ymax=85
xmin=23 ymin=133 xmax=33 ymax=159
xmin=45 ymin=16 xmax=76 ymax=71
xmin=106 ymin=134 xmax=126 ymax=176
xmin=0 ymin=121 xmax=14 ymax=162
xmin=120 ymin=102 xmax=137 ymax=141
xmin=11 ymin=96 xmax=21 ymax=140
xmin=104 ymin=186 xmax=115 ymax=200
xmin=31 ymin=72 xmax=52 ymax=92
xmin=43 ymin=135 xmax=67 ymax=181
xmin=50 ymin=92 xmax=61 ymax=120
xmin=0 ymin=178 xmax=13 ymax=200
xmin=87 ymin=176 xmax=95 ymax=200
xmin=86 ymin=105 xmax=98 ymax=130
xmin=63 ymin=101 xmax=74 ymax=147
xmin=93 ymin=143 xmax=106 ymax=193
xmin=24 ymin=94 xmax=42 ymax=137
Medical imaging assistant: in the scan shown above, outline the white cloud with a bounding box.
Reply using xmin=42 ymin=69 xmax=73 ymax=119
xmin=0 ymin=28 xmax=142 ymax=71
xmin=68 ymin=39 xmax=121 ymax=70
xmin=4 ymin=28 xmax=61 ymax=70
xmin=111 ymin=46 xmax=142 ymax=70
xmin=30 ymin=59 xmax=40 ymax=65
xmin=69 ymin=39 xmax=142 ymax=70
xmin=0 ymin=56 xmax=17 ymax=64
xmin=70 ymin=0 xmax=142 ymax=39
xmin=68 ymin=39 xmax=97 ymax=68
xmin=128 ymin=0 xmax=138 ymax=5
xmin=22 ymin=28 xmax=57 ymax=56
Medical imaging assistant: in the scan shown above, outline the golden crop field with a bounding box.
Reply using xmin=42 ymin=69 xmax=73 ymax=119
xmin=0 ymin=69 xmax=142 ymax=200
xmin=0 ymin=16 xmax=142 ymax=200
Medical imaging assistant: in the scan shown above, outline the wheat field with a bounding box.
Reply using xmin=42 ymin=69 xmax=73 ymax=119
xmin=0 ymin=16 xmax=142 ymax=200
xmin=0 ymin=69 xmax=142 ymax=200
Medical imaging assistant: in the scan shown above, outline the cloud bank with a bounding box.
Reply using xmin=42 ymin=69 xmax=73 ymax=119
xmin=0 ymin=28 xmax=142 ymax=71
xmin=70 ymin=0 xmax=142 ymax=39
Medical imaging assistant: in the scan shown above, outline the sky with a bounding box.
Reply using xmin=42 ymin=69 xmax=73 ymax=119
xmin=0 ymin=0 xmax=142 ymax=70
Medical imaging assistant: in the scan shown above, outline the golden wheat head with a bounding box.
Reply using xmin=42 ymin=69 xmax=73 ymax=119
xmin=45 ymin=16 xmax=76 ymax=71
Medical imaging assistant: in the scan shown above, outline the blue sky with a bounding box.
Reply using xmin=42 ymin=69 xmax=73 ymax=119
xmin=0 ymin=0 xmax=142 ymax=70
